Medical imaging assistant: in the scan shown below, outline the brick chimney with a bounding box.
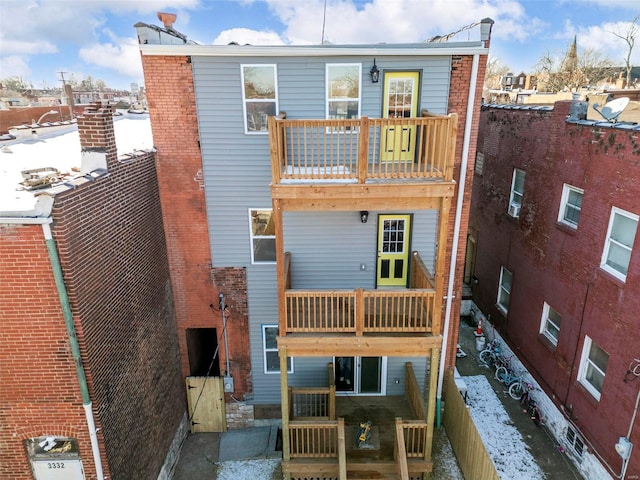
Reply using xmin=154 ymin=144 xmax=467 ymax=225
xmin=77 ymin=101 xmax=116 ymax=174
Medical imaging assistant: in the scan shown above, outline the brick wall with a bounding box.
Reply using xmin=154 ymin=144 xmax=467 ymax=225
xmin=441 ymin=53 xmax=488 ymax=369
xmin=0 ymin=106 xmax=73 ymax=133
xmin=470 ymin=101 xmax=640 ymax=477
xmin=0 ymin=223 xmax=96 ymax=480
xmin=141 ymin=55 xmax=253 ymax=399
xmin=49 ymin=104 xmax=185 ymax=479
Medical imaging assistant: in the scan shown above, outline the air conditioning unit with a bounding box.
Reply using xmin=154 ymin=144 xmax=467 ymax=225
xmin=508 ymin=203 xmax=521 ymax=218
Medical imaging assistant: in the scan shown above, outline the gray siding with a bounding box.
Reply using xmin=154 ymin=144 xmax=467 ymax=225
xmin=192 ymin=54 xmax=449 ymax=405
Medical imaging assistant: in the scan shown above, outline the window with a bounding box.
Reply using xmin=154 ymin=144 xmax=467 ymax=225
xmin=241 ymin=65 xmax=278 ymax=133
xmin=475 ymin=152 xmax=484 ymax=175
xmin=249 ymin=209 xmax=276 ymax=263
xmin=326 ymin=64 xmax=361 ymax=129
xmin=565 ymin=425 xmax=585 ymax=460
xmin=263 ymin=325 xmax=292 ymax=374
xmin=508 ymin=169 xmax=525 ymax=217
xmin=497 ymin=266 xmax=512 ymax=314
xmin=558 ymin=184 xmax=583 ymax=228
xmin=540 ymin=302 xmax=561 ymax=345
xmin=600 ymin=207 xmax=638 ymax=281
xmin=577 ymin=336 xmax=608 ymax=400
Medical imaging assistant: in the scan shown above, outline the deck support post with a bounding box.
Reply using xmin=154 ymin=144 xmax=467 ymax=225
xmin=425 ymin=346 xmax=440 ymax=462
xmin=280 ymin=349 xmax=291 ymax=464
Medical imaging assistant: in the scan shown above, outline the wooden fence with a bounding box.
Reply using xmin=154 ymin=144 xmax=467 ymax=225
xmin=443 ymin=370 xmax=500 ymax=480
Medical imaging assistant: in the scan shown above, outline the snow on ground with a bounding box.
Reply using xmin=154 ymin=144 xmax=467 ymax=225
xmin=216 ymin=458 xmax=280 ymax=480
xmin=465 ymin=375 xmax=545 ymax=480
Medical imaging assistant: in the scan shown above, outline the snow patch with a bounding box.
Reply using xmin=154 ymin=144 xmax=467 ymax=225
xmin=465 ymin=375 xmax=545 ymax=480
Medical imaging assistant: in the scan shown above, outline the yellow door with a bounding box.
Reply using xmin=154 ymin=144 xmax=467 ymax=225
xmin=381 ymin=72 xmax=420 ymax=162
xmin=377 ymin=214 xmax=411 ymax=287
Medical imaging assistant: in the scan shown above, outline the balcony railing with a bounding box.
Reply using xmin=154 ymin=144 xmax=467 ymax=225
xmin=281 ymin=251 xmax=436 ymax=336
xmin=269 ymin=115 xmax=457 ymax=184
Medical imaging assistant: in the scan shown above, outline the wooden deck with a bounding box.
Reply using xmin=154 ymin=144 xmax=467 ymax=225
xmin=337 ymin=396 xmax=414 ymax=462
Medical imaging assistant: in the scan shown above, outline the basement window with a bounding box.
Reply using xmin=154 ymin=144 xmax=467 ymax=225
xmin=565 ymin=425 xmax=585 ymax=460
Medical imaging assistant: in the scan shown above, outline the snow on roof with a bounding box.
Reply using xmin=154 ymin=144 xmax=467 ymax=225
xmin=0 ymin=115 xmax=153 ymax=217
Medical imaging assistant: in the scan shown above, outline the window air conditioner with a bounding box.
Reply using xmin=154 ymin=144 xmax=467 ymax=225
xmin=508 ymin=203 xmax=521 ymax=217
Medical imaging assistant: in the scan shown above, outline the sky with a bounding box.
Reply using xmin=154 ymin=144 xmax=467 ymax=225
xmin=0 ymin=0 xmax=639 ymax=91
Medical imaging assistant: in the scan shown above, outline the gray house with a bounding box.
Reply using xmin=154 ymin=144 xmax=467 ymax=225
xmin=137 ymin=15 xmax=492 ymax=478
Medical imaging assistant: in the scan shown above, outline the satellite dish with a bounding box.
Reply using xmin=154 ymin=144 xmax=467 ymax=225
xmin=592 ymin=97 xmax=630 ymax=122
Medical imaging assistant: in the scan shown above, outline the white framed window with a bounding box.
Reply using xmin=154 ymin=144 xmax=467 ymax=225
xmin=508 ymin=168 xmax=525 ymax=217
xmin=540 ymin=302 xmax=561 ymax=345
xmin=262 ymin=325 xmax=292 ymax=374
xmin=241 ymin=64 xmax=278 ymax=134
xmin=558 ymin=184 xmax=583 ymax=228
xmin=497 ymin=266 xmax=512 ymax=314
xmin=565 ymin=425 xmax=585 ymax=460
xmin=475 ymin=152 xmax=484 ymax=175
xmin=577 ymin=336 xmax=608 ymax=401
xmin=249 ymin=209 xmax=276 ymax=264
xmin=326 ymin=64 xmax=361 ymax=130
xmin=600 ymin=207 xmax=638 ymax=282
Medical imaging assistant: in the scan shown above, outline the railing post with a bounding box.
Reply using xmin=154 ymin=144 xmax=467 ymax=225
xmin=338 ymin=418 xmax=347 ymax=480
xmin=329 ymin=384 xmax=336 ymax=420
xmin=268 ymin=115 xmax=282 ymax=183
xmin=445 ymin=113 xmax=458 ymax=181
xmin=395 ymin=418 xmax=410 ymax=480
xmin=357 ymin=116 xmax=369 ymax=183
xmin=355 ymin=288 xmax=364 ymax=336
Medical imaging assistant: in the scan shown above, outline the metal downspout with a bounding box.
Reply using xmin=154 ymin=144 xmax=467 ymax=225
xmin=42 ymin=222 xmax=105 ymax=480
xmin=436 ymin=53 xmax=480 ymax=427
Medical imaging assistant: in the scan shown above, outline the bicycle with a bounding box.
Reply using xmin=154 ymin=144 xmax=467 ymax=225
xmin=519 ymin=388 xmax=543 ymax=426
xmin=509 ymin=378 xmax=535 ymax=401
xmin=495 ymin=366 xmax=521 ymax=389
xmin=479 ymin=339 xmax=502 ymax=368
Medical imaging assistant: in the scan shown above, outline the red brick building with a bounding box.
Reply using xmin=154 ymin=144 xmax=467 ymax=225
xmin=0 ymin=103 xmax=186 ymax=480
xmin=469 ymin=100 xmax=640 ymax=479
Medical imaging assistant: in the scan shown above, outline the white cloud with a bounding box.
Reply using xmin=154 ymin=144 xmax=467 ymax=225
xmin=578 ymin=21 xmax=640 ymax=66
xmin=258 ymin=0 xmax=545 ymax=45
xmin=0 ymin=56 xmax=32 ymax=79
xmin=213 ymin=27 xmax=286 ymax=45
xmin=78 ymin=36 xmax=144 ymax=79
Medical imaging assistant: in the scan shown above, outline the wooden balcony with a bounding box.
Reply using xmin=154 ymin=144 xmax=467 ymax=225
xmin=269 ymin=114 xmax=458 ymax=184
xmin=283 ymin=363 xmax=434 ymax=480
xmin=279 ymin=251 xmax=440 ymax=345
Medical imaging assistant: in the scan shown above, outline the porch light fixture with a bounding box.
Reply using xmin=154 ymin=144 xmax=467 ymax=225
xmin=360 ymin=211 xmax=369 ymax=223
xmin=370 ymin=59 xmax=379 ymax=83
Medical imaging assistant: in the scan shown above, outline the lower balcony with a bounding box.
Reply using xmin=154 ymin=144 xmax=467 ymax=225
xmin=282 ymin=363 xmax=433 ymax=480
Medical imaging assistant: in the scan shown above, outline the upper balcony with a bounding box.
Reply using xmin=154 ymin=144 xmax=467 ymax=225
xmin=268 ymin=114 xmax=458 ymax=208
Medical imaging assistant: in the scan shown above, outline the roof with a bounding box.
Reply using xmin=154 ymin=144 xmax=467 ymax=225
xmin=0 ymin=115 xmax=154 ymax=218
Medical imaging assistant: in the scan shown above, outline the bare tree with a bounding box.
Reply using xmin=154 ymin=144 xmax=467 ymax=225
xmin=484 ymin=56 xmax=511 ymax=90
xmin=534 ymin=44 xmax=615 ymax=92
xmin=610 ymin=15 xmax=639 ymax=88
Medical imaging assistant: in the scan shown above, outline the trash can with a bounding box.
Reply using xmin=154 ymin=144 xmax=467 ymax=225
xmin=475 ymin=334 xmax=486 ymax=352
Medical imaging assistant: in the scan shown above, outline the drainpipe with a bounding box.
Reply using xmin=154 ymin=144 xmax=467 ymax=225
xmin=436 ymin=53 xmax=480 ymax=427
xmin=41 ymin=221 xmax=105 ymax=480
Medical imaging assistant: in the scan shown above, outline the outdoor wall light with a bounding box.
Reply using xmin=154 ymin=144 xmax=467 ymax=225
xmin=370 ymin=59 xmax=379 ymax=83
xmin=360 ymin=211 xmax=369 ymax=223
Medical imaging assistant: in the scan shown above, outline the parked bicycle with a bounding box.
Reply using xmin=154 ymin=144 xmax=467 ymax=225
xmin=495 ymin=365 xmax=521 ymax=389
xmin=519 ymin=387 xmax=543 ymax=426
xmin=479 ymin=339 xmax=502 ymax=368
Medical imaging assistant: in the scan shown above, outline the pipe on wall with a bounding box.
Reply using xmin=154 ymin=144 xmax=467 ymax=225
xmin=42 ymin=222 xmax=105 ymax=480
xmin=436 ymin=52 xmax=480 ymax=427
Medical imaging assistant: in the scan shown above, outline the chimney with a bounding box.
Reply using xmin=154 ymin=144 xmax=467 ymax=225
xmin=77 ymin=101 xmax=116 ymax=175
xmin=157 ymin=12 xmax=177 ymax=29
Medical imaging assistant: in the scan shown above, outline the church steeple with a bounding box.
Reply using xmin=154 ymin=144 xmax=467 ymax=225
xmin=562 ymin=35 xmax=578 ymax=73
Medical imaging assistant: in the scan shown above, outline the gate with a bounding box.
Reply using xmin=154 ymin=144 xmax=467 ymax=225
xmin=185 ymin=376 xmax=227 ymax=433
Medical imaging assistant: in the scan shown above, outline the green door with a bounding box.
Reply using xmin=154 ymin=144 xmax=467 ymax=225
xmin=377 ymin=214 xmax=411 ymax=287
